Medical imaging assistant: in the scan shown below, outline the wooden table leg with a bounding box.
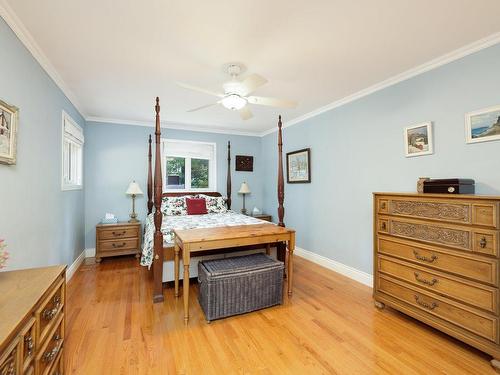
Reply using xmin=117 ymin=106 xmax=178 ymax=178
xmin=174 ymin=243 xmax=180 ymax=298
xmin=266 ymin=243 xmax=271 ymax=255
xmin=183 ymin=245 xmax=191 ymax=324
xmin=287 ymin=234 xmax=295 ymax=296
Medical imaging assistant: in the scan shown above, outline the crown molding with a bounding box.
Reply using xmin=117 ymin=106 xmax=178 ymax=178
xmin=261 ymin=31 xmax=500 ymax=137
xmin=85 ymin=116 xmax=262 ymax=137
xmin=0 ymin=1 xmax=86 ymax=117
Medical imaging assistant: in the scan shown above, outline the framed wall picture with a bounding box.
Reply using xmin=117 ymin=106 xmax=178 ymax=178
xmin=0 ymin=99 xmax=19 ymax=165
xmin=235 ymin=155 xmax=253 ymax=171
xmin=404 ymin=122 xmax=433 ymax=157
xmin=465 ymin=105 xmax=500 ymax=144
xmin=286 ymin=148 xmax=311 ymax=183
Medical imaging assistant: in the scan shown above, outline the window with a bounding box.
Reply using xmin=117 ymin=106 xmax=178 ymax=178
xmin=161 ymin=139 xmax=216 ymax=192
xmin=61 ymin=112 xmax=84 ymax=190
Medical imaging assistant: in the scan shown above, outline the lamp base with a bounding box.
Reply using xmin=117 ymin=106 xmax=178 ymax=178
xmin=129 ymin=212 xmax=138 ymax=223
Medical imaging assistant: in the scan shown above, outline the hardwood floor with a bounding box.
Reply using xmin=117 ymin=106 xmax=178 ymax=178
xmin=65 ymin=256 xmax=495 ymax=374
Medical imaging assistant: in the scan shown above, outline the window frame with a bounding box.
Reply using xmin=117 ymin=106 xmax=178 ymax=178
xmin=61 ymin=111 xmax=84 ymax=191
xmin=161 ymin=138 xmax=217 ymax=193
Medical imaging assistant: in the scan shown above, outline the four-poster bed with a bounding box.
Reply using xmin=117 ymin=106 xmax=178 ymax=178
xmin=145 ymin=98 xmax=292 ymax=305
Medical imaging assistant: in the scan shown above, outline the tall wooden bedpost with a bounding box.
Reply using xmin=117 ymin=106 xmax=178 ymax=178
xmin=277 ymin=116 xmax=285 ymax=227
xmin=152 ymin=98 xmax=164 ymax=303
xmin=147 ymin=134 xmax=153 ymax=214
xmin=227 ymin=141 xmax=232 ymax=210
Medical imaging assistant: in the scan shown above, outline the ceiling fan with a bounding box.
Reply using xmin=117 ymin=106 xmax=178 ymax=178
xmin=176 ymin=63 xmax=298 ymax=120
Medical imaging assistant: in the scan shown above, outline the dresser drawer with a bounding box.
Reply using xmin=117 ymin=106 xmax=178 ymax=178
xmin=98 ymin=238 xmax=139 ymax=252
xmin=377 ymin=237 xmax=498 ymax=286
xmin=36 ymin=278 xmax=64 ymax=346
xmin=378 ymin=255 xmax=498 ymax=314
xmin=20 ymin=318 xmax=36 ymax=370
xmin=99 ymin=227 xmax=139 ymax=240
xmin=377 ymin=197 xmax=499 ymax=228
xmin=36 ymin=315 xmax=64 ymax=375
xmin=382 ymin=197 xmax=471 ymax=224
xmin=378 ymin=276 xmax=499 ymax=343
xmin=380 ymin=216 xmax=499 ymax=255
xmin=48 ymin=348 xmax=63 ymax=375
xmin=0 ymin=337 xmax=20 ymax=375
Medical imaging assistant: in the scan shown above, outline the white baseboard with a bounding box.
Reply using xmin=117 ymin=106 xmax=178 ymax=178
xmin=67 ymin=250 xmax=85 ymax=281
xmin=294 ymin=247 xmax=373 ymax=287
xmin=84 ymin=248 xmax=96 ymax=258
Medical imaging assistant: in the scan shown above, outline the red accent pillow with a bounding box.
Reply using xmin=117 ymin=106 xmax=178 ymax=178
xmin=186 ymin=198 xmax=207 ymax=215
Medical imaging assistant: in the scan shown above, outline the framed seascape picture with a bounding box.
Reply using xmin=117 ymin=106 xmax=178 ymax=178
xmin=404 ymin=122 xmax=433 ymax=157
xmin=0 ymin=99 xmax=19 ymax=165
xmin=286 ymin=148 xmax=311 ymax=183
xmin=466 ymin=105 xmax=500 ymax=144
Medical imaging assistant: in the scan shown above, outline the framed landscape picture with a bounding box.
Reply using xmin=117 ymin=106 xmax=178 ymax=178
xmin=466 ymin=105 xmax=500 ymax=144
xmin=404 ymin=122 xmax=433 ymax=157
xmin=0 ymin=99 xmax=19 ymax=165
xmin=286 ymin=148 xmax=311 ymax=183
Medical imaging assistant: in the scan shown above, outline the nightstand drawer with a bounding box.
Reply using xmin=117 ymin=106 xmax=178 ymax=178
xmin=99 ymin=227 xmax=139 ymax=240
xmin=99 ymin=238 xmax=139 ymax=252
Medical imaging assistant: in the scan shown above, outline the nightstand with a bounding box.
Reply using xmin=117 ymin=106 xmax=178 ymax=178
xmin=95 ymin=221 xmax=141 ymax=262
xmin=252 ymin=214 xmax=272 ymax=222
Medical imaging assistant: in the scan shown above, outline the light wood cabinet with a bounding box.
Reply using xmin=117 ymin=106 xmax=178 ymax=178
xmin=0 ymin=266 xmax=66 ymax=375
xmin=95 ymin=222 xmax=141 ymax=262
xmin=374 ymin=193 xmax=500 ymax=371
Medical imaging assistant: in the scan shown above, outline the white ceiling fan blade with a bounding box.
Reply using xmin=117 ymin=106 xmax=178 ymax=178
xmin=240 ymin=74 xmax=268 ymax=96
xmin=176 ymin=82 xmax=224 ymax=98
xmin=247 ymin=96 xmax=298 ymax=108
xmin=187 ymin=102 xmax=219 ymax=112
xmin=239 ymin=106 xmax=253 ymax=120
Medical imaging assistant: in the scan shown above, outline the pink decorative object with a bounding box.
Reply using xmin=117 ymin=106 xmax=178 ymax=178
xmin=0 ymin=239 xmax=9 ymax=269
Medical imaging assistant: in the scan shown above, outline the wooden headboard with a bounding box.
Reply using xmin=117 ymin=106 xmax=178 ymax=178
xmin=147 ymin=141 xmax=232 ymax=212
xmin=161 ymin=192 xmax=223 ymax=198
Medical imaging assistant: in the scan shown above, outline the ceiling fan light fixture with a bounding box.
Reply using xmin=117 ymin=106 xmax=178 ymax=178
xmin=221 ymin=94 xmax=247 ymax=111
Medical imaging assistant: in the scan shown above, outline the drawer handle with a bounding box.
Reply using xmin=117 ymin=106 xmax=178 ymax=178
xmin=414 ymin=295 xmax=438 ymax=310
xmin=380 ymin=222 xmax=387 ymax=231
xmin=42 ymin=295 xmax=61 ymax=320
xmin=380 ymin=202 xmax=387 ymax=210
xmin=42 ymin=346 xmax=60 ymax=363
xmin=479 ymin=237 xmax=487 ymax=249
xmin=413 ymin=250 xmax=438 ymax=263
xmin=414 ymin=272 xmax=438 ymax=286
xmin=25 ymin=335 xmax=34 ymax=356
xmin=112 ymin=242 xmax=127 ymax=248
xmin=112 ymin=231 xmax=126 ymax=236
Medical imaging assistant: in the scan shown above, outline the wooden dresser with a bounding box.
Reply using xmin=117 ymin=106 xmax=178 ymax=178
xmin=95 ymin=221 xmax=141 ymax=262
xmin=373 ymin=193 xmax=500 ymax=370
xmin=0 ymin=265 xmax=66 ymax=375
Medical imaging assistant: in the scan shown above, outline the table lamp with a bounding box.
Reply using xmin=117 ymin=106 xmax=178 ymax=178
xmin=126 ymin=181 xmax=143 ymax=222
xmin=238 ymin=182 xmax=251 ymax=215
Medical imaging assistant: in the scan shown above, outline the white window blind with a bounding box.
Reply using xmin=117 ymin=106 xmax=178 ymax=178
xmin=62 ymin=112 xmax=84 ymax=190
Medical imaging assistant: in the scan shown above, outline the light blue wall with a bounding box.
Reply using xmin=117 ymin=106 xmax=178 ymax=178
xmin=0 ymin=17 xmax=85 ymax=270
xmin=84 ymin=122 xmax=263 ymax=248
xmin=262 ymin=44 xmax=500 ymax=275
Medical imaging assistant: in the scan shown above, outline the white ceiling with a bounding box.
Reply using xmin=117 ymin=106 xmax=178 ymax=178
xmin=4 ymin=0 xmax=500 ymax=134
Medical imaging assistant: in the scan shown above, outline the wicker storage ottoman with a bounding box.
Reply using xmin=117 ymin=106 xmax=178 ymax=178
xmin=198 ymin=253 xmax=284 ymax=322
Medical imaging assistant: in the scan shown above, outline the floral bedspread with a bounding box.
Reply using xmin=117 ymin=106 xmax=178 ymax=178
xmin=140 ymin=211 xmax=267 ymax=267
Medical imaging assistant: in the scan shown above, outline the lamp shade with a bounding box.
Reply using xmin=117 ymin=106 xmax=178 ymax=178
xmin=126 ymin=181 xmax=143 ymax=195
xmin=238 ymin=182 xmax=251 ymax=194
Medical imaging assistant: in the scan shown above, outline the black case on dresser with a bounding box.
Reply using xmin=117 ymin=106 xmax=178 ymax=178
xmin=423 ymin=178 xmax=475 ymax=194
